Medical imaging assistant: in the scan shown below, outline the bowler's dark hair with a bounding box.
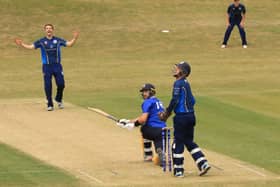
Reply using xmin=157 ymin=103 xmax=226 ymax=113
xmin=44 ymin=24 xmax=54 ymax=29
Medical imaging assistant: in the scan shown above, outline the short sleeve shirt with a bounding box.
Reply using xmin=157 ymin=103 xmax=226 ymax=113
xmin=34 ymin=36 xmax=67 ymax=64
xmin=141 ymin=97 xmax=166 ymax=128
xmin=227 ymin=3 xmax=246 ymax=21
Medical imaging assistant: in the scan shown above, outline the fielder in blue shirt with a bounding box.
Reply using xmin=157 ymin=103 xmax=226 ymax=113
xmin=221 ymin=0 xmax=248 ymax=48
xmin=117 ymin=83 xmax=166 ymax=165
xmin=15 ymin=24 xmax=79 ymax=111
xmin=159 ymin=61 xmax=211 ymax=177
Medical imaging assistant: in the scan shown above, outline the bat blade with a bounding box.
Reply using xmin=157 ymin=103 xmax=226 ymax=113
xmin=87 ymin=107 xmax=119 ymax=122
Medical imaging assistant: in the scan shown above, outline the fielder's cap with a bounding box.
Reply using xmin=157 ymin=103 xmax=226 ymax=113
xmin=139 ymin=83 xmax=155 ymax=92
xmin=175 ymin=61 xmax=191 ymax=76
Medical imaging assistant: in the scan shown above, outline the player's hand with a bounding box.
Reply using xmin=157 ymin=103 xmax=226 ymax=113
xmin=119 ymin=119 xmax=130 ymax=124
xmin=116 ymin=119 xmax=134 ymax=130
xmin=158 ymin=111 xmax=171 ymax=122
xmin=15 ymin=38 xmax=22 ymax=46
xmin=73 ymin=31 xmax=79 ymax=39
xmin=124 ymin=122 xmax=135 ymax=130
xmin=116 ymin=118 xmax=129 ymax=127
xmin=240 ymin=22 xmax=245 ymax=28
xmin=226 ymin=22 xmax=231 ymax=27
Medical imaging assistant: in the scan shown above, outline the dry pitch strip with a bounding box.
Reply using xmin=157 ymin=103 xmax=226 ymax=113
xmin=0 ymin=99 xmax=279 ymax=186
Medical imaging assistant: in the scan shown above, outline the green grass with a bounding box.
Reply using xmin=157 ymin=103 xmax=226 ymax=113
xmin=0 ymin=0 xmax=280 ymax=186
xmin=0 ymin=143 xmax=81 ymax=187
xmin=196 ymin=96 xmax=280 ymax=173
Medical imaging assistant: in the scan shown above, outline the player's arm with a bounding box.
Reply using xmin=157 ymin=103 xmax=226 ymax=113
xmin=66 ymin=31 xmax=79 ymax=47
xmin=131 ymin=113 xmax=149 ymax=126
xmin=117 ymin=102 xmax=151 ymax=129
xmin=240 ymin=6 xmax=246 ymax=28
xmin=15 ymin=38 xmax=35 ymax=50
xmin=117 ymin=113 xmax=148 ymax=130
xmin=226 ymin=6 xmax=231 ymax=27
xmin=118 ymin=109 xmax=149 ymax=126
xmin=240 ymin=15 xmax=245 ymax=28
xmin=159 ymin=83 xmax=180 ymax=121
xmin=226 ymin=13 xmax=231 ymax=27
xmin=165 ymin=92 xmax=179 ymax=113
xmin=166 ymin=83 xmax=180 ymax=114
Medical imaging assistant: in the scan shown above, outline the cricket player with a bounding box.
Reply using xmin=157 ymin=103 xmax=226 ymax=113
xmin=221 ymin=0 xmax=248 ymax=48
xmin=15 ymin=24 xmax=79 ymax=111
xmin=159 ymin=62 xmax=211 ymax=177
xmin=116 ymin=83 xmax=166 ymax=164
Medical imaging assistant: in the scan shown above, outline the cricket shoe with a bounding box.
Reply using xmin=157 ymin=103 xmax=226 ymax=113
xmin=174 ymin=171 xmax=184 ymax=178
xmin=199 ymin=162 xmax=211 ymax=176
xmin=55 ymin=100 xmax=64 ymax=109
xmin=243 ymin=45 xmax=248 ymax=49
xmin=47 ymin=106 xmax=54 ymax=111
xmin=221 ymin=44 xmax=226 ymax=48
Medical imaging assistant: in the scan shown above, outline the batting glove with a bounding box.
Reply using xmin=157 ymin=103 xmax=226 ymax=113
xmin=118 ymin=119 xmax=130 ymax=124
xmin=116 ymin=119 xmax=135 ymax=130
xmin=116 ymin=118 xmax=129 ymax=127
xmin=123 ymin=122 xmax=135 ymax=130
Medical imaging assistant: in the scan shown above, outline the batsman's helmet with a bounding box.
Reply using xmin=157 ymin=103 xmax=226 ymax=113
xmin=175 ymin=61 xmax=191 ymax=77
xmin=139 ymin=83 xmax=156 ymax=96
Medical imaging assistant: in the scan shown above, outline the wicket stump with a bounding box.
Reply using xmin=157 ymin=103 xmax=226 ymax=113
xmin=162 ymin=127 xmax=173 ymax=172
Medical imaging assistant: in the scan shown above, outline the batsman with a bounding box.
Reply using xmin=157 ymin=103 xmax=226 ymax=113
xmin=116 ymin=83 xmax=166 ymax=165
xmin=159 ymin=61 xmax=211 ymax=177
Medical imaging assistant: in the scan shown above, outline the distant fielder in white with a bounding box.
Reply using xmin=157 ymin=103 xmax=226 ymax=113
xmin=15 ymin=24 xmax=79 ymax=111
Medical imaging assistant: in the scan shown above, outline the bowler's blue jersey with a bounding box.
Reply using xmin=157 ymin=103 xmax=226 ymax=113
xmin=34 ymin=37 xmax=67 ymax=64
xmin=142 ymin=97 xmax=166 ymax=128
xmin=166 ymin=78 xmax=195 ymax=114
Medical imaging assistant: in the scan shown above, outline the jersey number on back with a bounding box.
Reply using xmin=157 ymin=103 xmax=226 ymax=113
xmin=156 ymin=101 xmax=164 ymax=110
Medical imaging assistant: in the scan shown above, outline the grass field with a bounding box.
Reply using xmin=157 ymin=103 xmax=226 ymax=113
xmin=0 ymin=143 xmax=82 ymax=187
xmin=0 ymin=0 xmax=279 ymax=186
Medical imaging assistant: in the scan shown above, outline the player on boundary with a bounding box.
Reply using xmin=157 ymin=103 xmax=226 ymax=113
xmin=15 ymin=24 xmax=79 ymax=111
xmin=221 ymin=0 xmax=248 ymax=48
xmin=116 ymin=83 xmax=166 ymax=165
xmin=158 ymin=61 xmax=211 ymax=177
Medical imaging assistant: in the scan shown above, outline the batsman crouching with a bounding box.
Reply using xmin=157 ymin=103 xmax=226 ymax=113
xmin=116 ymin=83 xmax=166 ymax=166
xmin=159 ymin=61 xmax=211 ymax=177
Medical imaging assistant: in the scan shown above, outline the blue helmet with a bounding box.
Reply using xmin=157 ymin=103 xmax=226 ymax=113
xmin=139 ymin=83 xmax=156 ymax=96
xmin=175 ymin=61 xmax=191 ymax=77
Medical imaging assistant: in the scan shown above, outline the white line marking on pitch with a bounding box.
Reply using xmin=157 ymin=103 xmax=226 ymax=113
xmin=234 ymin=163 xmax=266 ymax=177
xmin=77 ymin=170 xmax=104 ymax=184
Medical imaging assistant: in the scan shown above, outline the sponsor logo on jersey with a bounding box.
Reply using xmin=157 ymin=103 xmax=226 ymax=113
xmin=53 ymin=40 xmax=57 ymax=44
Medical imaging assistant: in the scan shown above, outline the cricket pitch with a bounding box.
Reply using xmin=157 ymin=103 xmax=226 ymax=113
xmin=0 ymin=99 xmax=279 ymax=186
